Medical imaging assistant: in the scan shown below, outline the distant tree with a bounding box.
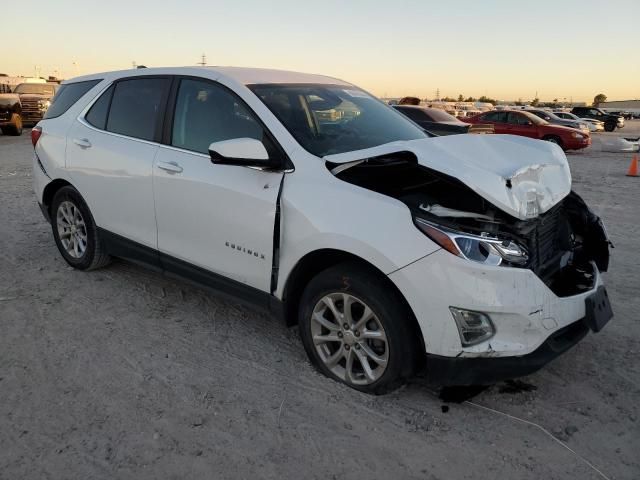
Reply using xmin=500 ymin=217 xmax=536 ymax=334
xmin=553 ymin=98 xmax=558 ymax=103
xmin=398 ymin=96 xmax=421 ymax=105
xmin=464 ymin=96 xmax=476 ymax=102
xmin=478 ymin=95 xmax=497 ymax=105
xmin=593 ymin=93 xmax=607 ymax=106
xmin=531 ymin=97 xmax=540 ymax=107
xmin=441 ymin=96 xmax=457 ymax=102
xmin=457 ymin=94 xmax=464 ymax=102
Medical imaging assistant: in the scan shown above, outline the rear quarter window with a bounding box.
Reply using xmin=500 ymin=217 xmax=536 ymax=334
xmin=43 ymin=80 xmax=101 ymax=119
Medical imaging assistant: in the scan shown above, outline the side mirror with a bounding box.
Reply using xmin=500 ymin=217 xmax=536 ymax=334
xmin=209 ymin=138 xmax=278 ymax=168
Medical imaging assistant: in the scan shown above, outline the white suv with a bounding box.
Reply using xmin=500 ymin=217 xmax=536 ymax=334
xmin=32 ymin=67 xmax=613 ymax=393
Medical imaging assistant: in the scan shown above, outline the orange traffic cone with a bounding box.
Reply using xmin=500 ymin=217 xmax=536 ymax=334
xmin=627 ymin=154 xmax=639 ymax=177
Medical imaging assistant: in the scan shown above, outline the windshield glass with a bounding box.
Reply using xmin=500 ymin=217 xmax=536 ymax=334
xmin=250 ymin=84 xmax=427 ymax=157
xmin=521 ymin=111 xmax=547 ymax=125
xmin=14 ymin=83 xmax=56 ymax=95
xmin=425 ymin=108 xmax=460 ymax=122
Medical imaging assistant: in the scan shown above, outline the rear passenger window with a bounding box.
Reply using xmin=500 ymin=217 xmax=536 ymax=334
xmin=85 ymin=85 xmax=114 ymax=130
xmin=43 ymin=79 xmax=101 ymax=119
xmin=171 ymin=79 xmax=264 ymax=154
xmin=106 ymin=78 xmax=169 ymax=141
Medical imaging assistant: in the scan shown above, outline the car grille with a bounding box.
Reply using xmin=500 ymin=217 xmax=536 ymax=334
xmin=20 ymin=98 xmax=42 ymax=121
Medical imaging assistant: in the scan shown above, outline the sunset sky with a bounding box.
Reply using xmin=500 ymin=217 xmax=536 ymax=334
xmin=4 ymin=0 xmax=639 ymax=102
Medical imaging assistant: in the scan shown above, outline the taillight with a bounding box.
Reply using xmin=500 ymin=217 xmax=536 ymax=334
xmin=31 ymin=126 xmax=42 ymax=148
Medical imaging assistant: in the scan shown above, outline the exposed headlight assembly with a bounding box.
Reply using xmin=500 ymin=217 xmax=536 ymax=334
xmin=571 ymin=132 xmax=584 ymax=139
xmin=414 ymin=218 xmax=528 ymax=267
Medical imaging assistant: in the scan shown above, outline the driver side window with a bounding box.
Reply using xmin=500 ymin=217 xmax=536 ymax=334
xmin=507 ymin=112 xmax=530 ymax=125
xmin=171 ymin=79 xmax=265 ymax=154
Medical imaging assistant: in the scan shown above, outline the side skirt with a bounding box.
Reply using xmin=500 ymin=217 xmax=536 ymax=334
xmin=98 ymin=228 xmax=285 ymax=318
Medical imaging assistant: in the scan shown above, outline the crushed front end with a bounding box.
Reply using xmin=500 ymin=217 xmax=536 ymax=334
xmin=330 ymin=147 xmax=613 ymax=385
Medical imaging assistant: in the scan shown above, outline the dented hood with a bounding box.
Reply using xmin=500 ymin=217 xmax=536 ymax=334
xmin=324 ymin=134 xmax=571 ymax=220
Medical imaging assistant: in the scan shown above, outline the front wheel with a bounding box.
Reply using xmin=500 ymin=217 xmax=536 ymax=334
xmin=543 ymin=135 xmax=564 ymax=149
xmin=50 ymin=186 xmax=111 ymax=270
xmin=604 ymin=123 xmax=615 ymax=132
xmin=298 ymin=262 xmax=419 ymax=394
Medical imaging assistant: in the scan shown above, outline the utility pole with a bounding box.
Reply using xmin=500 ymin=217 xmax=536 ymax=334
xmin=132 ymin=61 xmax=137 ymax=69
xmin=435 ymin=88 xmax=440 ymax=101
xmin=197 ymin=54 xmax=207 ymax=66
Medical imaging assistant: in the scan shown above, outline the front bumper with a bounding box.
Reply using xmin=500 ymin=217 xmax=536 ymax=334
xmin=425 ymin=318 xmax=589 ymax=385
xmin=565 ymin=136 xmax=591 ymax=150
xmin=389 ymin=249 xmax=606 ymax=359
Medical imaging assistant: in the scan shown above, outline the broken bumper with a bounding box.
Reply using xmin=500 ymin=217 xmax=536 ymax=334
xmin=424 ymin=318 xmax=589 ymax=385
xmin=389 ymin=249 xmax=607 ymax=360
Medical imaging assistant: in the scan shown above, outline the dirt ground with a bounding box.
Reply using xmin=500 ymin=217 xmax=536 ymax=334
xmin=1 ymin=123 xmax=639 ymax=480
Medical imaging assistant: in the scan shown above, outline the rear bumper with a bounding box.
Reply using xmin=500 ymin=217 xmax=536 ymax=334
xmin=424 ymin=318 xmax=589 ymax=385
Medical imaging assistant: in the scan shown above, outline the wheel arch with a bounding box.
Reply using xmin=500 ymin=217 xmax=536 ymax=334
xmin=279 ymin=248 xmax=426 ymax=359
xmin=42 ymin=178 xmax=73 ymax=218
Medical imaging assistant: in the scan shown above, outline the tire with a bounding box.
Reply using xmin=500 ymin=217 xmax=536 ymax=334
xmin=9 ymin=114 xmax=23 ymax=136
xmin=298 ymin=262 xmax=419 ymax=394
xmin=604 ymin=123 xmax=615 ymax=132
xmin=0 ymin=127 xmax=6 ymax=136
xmin=50 ymin=186 xmax=111 ymax=270
xmin=543 ymin=135 xmax=563 ymax=149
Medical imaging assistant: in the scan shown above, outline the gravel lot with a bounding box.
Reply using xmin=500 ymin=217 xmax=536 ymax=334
xmin=1 ymin=124 xmax=639 ymax=479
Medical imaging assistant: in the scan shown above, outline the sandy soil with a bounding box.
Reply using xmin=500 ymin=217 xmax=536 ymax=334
xmin=1 ymin=123 xmax=639 ymax=479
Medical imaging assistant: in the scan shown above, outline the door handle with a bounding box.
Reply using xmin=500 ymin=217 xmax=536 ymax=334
xmin=157 ymin=161 xmax=183 ymax=174
xmin=73 ymin=138 xmax=92 ymax=148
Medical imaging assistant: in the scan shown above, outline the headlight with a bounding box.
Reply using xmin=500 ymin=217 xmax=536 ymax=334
xmin=414 ymin=218 xmax=529 ymax=266
xmin=37 ymin=100 xmax=51 ymax=110
xmin=571 ymin=132 xmax=584 ymax=139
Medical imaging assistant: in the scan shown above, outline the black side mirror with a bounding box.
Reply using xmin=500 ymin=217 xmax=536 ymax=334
xmin=208 ymin=138 xmax=280 ymax=168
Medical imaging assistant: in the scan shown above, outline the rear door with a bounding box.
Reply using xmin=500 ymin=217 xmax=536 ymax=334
xmin=479 ymin=111 xmax=509 ymax=133
xmin=152 ymin=77 xmax=285 ymax=292
xmin=66 ymin=76 xmax=171 ymax=249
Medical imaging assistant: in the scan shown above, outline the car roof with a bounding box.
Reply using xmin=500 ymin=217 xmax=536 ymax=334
xmin=63 ymin=66 xmax=352 ymax=87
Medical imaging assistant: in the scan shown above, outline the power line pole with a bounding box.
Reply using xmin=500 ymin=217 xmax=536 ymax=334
xmin=197 ymin=54 xmax=207 ymax=66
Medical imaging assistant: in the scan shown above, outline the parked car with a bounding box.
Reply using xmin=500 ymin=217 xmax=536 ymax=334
xmin=571 ymin=107 xmax=623 ymax=131
xmin=553 ymin=111 xmax=604 ymax=132
xmin=465 ymin=110 xmax=591 ymax=150
xmin=32 ymin=67 xmax=612 ymax=393
xmin=393 ymin=105 xmax=494 ymax=135
xmin=13 ymin=82 xmax=59 ymax=125
xmin=0 ymin=94 xmax=23 ymax=135
xmin=525 ymin=109 xmax=590 ymax=134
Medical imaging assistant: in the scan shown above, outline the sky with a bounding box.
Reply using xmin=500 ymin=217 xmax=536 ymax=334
xmin=3 ymin=0 xmax=639 ymax=102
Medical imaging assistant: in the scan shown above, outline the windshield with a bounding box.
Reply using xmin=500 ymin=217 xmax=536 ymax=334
xmin=250 ymin=84 xmax=427 ymax=157
xmin=425 ymin=108 xmax=460 ymax=122
xmin=14 ymin=83 xmax=56 ymax=95
xmin=521 ymin=111 xmax=548 ymax=125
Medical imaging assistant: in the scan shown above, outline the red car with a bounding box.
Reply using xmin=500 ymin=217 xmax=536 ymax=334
xmin=465 ymin=110 xmax=591 ymax=151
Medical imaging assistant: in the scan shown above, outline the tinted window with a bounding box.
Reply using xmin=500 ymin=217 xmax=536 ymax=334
xmin=507 ymin=112 xmax=532 ymax=125
xmin=482 ymin=111 xmax=507 ymax=123
xmin=251 ymin=84 xmax=426 ymax=157
xmin=85 ymin=85 xmax=114 ymax=130
xmin=424 ymin=108 xmax=459 ymax=122
xmin=106 ymin=78 xmax=169 ymax=141
xmin=172 ymin=79 xmax=264 ymax=154
xmin=43 ymin=80 xmax=100 ymax=119
xmin=395 ymin=107 xmax=428 ymax=122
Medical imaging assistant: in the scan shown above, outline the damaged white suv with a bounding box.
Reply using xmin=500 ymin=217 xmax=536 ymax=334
xmin=32 ymin=67 xmax=613 ymax=393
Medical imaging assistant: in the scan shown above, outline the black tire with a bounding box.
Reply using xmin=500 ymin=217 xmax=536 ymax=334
xmin=543 ymin=135 xmax=563 ymax=149
xmin=0 ymin=127 xmax=6 ymax=136
xmin=50 ymin=186 xmax=111 ymax=270
xmin=298 ymin=262 xmax=419 ymax=394
xmin=604 ymin=123 xmax=615 ymax=132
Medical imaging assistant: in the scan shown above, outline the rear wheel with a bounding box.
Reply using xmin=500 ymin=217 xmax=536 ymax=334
xmin=51 ymin=186 xmax=111 ymax=270
xmin=604 ymin=122 xmax=615 ymax=132
xmin=298 ymin=262 xmax=419 ymax=394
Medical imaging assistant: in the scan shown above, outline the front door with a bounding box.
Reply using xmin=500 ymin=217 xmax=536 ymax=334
xmin=153 ymin=78 xmax=284 ymax=292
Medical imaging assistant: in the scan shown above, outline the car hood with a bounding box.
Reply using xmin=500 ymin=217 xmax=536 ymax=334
xmin=324 ymin=134 xmax=571 ymax=220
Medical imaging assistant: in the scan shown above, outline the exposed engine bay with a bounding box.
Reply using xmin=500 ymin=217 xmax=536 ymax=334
xmin=328 ymin=153 xmax=611 ymax=297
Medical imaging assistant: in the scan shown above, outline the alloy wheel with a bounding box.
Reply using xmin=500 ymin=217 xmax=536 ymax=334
xmin=56 ymin=200 xmax=88 ymax=258
xmin=310 ymin=292 xmax=389 ymax=386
